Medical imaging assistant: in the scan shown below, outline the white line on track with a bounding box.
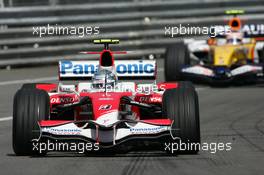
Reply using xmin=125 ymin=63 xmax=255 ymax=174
xmin=0 ymin=116 xmax=12 ymax=122
xmin=0 ymin=76 xmax=57 ymax=86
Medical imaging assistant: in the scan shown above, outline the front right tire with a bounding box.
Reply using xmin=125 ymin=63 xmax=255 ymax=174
xmin=162 ymin=81 xmax=200 ymax=154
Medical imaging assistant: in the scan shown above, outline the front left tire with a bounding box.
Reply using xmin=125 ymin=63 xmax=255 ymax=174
xmin=13 ymin=88 xmax=50 ymax=156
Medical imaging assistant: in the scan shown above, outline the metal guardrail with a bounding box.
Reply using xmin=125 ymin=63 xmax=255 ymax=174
xmin=1 ymin=6 xmax=264 ymax=27
xmin=0 ymin=0 xmax=263 ymax=67
xmin=2 ymin=6 xmax=264 ymax=26
xmin=1 ymin=15 xmax=264 ymax=57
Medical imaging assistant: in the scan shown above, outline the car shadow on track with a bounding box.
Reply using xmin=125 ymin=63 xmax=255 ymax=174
xmin=7 ymin=152 xmax=171 ymax=158
xmin=7 ymin=151 xmax=204 ymax=158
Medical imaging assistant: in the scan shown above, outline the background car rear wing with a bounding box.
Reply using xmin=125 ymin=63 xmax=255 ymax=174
xmin=59 ymin=60 xmax=156 ymax=80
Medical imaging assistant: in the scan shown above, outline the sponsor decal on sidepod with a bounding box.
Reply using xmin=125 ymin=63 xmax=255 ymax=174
xmin=50 ymin=96 xmax=78 ymax=104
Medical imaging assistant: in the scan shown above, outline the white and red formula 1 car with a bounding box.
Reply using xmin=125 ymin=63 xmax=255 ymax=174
xmin=13 ymin=39 xmax=200 ymax=156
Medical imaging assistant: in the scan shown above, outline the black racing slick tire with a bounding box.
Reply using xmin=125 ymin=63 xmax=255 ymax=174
xmin=260 ymin=47 xmax=264 ymax=63
xmin=162 ymin=81 xmax=200 ymax=154
xmin=21 ymin=83 xmax=37 ymax=89
xmin=165 ymin=42 xmax=190 ymax=81
xmin=13 ymin=88 xmax=50 ymax=156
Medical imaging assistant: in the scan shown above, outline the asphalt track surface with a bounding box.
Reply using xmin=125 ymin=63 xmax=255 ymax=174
xmin=0 ymin=59 xmax=263 ymax=175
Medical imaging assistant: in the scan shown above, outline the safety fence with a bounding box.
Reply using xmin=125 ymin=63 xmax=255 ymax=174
xmin=0 ymin=0 xmax=263 ymax=67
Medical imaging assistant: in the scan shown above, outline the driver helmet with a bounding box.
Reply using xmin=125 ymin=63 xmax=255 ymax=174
xmin=226 ymin=32 xmax=243 ymax=45
xmin=92 ymin=69 xmax=118 ymax=89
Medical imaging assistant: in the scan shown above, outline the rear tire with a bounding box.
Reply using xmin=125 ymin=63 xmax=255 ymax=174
xmin=165 ymin=42 xmax=190 ymax=81
xmin=13 ymin=88 xmax=50 ymax=156
xmin=162 ymin=81 xmax=200 ymax=154
xmin=260 ymin=47 xmax=264 ymax=63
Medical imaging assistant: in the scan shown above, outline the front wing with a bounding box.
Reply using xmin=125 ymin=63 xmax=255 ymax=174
xmin=38 ymin=119 xmax=172 ymax=148
xmin=181 ymin=64 xmax=264 ymax=83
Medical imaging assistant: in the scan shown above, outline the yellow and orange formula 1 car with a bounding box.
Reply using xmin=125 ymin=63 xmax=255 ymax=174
xmin=165 ymin=10 xmax=264 ymax=85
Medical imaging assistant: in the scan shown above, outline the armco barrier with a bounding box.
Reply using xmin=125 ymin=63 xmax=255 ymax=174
xmin=0 ymin=0 xmax=263 ymax=67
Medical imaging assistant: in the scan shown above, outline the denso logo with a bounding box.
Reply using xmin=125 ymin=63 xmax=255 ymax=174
xmin=50 ymin=97 xmax=77 ymax=104
xmin=60 ymin=60 xmax=155 ymax=75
